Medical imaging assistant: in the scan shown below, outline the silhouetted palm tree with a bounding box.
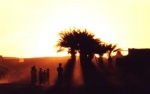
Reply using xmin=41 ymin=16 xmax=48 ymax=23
xmin=95 ymin=43 xmax=109 ymax=65
xmin=56 ymin=29 xmax=78 ymax=61
xmin=75 ymin=29 xmax=101 ymax=63
xmin=107 ymin=44 xmax=121 ymax=64
xmin=56 ymin=28 xmax=103 ymax=63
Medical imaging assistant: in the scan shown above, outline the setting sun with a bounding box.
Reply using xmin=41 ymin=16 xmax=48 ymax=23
xmin=0 ymin=0 xmax=150 ymax=58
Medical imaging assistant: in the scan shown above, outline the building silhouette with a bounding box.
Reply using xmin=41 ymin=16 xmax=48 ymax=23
xmin=116 ymin=48 xmax=150 ymax=75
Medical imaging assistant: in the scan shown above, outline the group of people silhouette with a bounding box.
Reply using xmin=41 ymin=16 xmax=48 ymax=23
xmin=30 ymin=63 xmax=63 ymax=86
xmin=38 ymin=68 xmax=50 ymax=86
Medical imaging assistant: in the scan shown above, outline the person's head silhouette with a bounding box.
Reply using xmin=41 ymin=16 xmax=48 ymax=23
xmin=59 ymin=63 xmax=62 ymax=67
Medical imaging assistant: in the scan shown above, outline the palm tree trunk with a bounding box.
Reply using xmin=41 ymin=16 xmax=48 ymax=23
xmin=70 ymin=49 xmax=76 ymax=62
xmin=98 ymin=55 xmax=104 ymax=68
xmin=108 ymin=54 xmax=113 ymax=69
xmin=87 ymin=53 xmax=94 ymax=62
xmin=80 ymin=53 xmax=84 ymax=63
xmin=108 ymin=52 xmax=112 ymax=63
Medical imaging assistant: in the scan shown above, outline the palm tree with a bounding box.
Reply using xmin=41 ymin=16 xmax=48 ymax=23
xmin=56 ymin=28 xmax=103 ymax=63
xmin=56 ymin=29 xmax=78 ymax=61
xmin=107 ymin=44 xmax=121 ymax=64
xmin=74 ymin=29 xmax=102 ymax=63
xmin=95 ymin=43 xmax=109 ymax=65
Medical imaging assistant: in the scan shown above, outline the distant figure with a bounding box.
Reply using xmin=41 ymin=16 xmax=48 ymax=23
xmin=46 ymin=68 xmax=50 ymax=85
xmin=31 ymin=66 xmax=37 ymax=85
xmin=43 ymin=70 xmax=47 ymax=84
xmin=57 ymin=63 xmax=63 ymax=86
xmin=39 ymin=68 xmax=43 ymax=86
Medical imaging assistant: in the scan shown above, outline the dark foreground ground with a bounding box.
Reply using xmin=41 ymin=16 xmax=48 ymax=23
xmin=1 ymin=57 xmax=150 ymax=94
xmin=0 ymin=82 xmax=150 ymax=94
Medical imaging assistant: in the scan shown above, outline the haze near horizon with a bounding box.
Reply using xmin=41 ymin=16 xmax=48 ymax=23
xmin=0 ymin=0 xmax=150 ymax=58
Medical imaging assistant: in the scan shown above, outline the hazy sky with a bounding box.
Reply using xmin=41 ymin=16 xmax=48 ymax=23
xmin=0 ymin=0 xmax=150 ymax=58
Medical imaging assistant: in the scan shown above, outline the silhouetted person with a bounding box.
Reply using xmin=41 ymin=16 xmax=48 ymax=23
xmin=46 ymin=68 xmax=50 ymax=85
xmin=31 ymin=66 xmax=37 ymax=85
xmin=43 ymin=69 xmax=47 ymax=85
xmin=39 ymin=68 xmax=43 ymax=86
xmin=57 ymin=63 xmax=63 ymax=86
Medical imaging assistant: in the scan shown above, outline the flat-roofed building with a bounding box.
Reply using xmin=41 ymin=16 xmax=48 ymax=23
xmin=116 ymin=48 xmax=150 ymax=75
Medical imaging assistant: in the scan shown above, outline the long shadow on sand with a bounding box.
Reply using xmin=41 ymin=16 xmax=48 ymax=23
xmin=63 ymin=59 xmax=75 ymax=87
xmin=45 ymin=59 xmax=150 ymax=94
xmin=80 ymin=60 xmax=113 ymax=94
xmin=79 ymin=60 xmax=147 ymax=94
xmin=46 ymin=58 xmax=77 ymax=94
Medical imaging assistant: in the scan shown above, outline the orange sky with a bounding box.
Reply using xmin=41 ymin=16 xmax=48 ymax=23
xmin=0 ymin=0 xmax=150 ymax=58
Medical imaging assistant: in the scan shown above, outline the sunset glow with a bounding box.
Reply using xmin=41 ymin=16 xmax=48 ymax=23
xmin=0 ymin=0 xmax=150 ymax=58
